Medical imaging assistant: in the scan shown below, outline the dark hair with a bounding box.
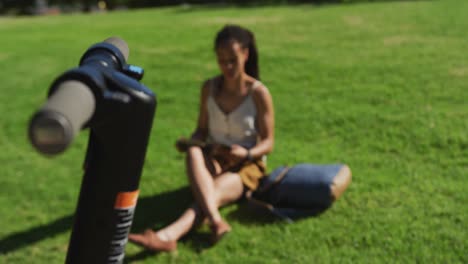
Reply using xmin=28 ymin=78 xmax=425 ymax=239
xmin=214 ymin=24 xmax=260 ymax=80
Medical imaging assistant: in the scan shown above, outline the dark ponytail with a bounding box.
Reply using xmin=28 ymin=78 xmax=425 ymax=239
xmin=215 ymin=24 xmax=260 ymax=80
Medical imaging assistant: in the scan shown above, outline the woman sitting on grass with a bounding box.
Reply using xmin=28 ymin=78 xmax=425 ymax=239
xmin=128 ymin=24 xmax=275 ymax=252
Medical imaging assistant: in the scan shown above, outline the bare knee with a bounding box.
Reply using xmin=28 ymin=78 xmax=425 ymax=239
xmin=185 ymin=147 xmax=219 ymax=176
xmin=185 ymin=146 xmax=203 ymax=163
xmin=214 ymin=173 xmax=244 ymax=207
xmin=330 ymin=164 xmax=352 ymax=201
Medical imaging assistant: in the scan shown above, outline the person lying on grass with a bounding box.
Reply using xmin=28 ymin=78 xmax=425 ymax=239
xmin=128 ymin=24 xmax=275 ymax=252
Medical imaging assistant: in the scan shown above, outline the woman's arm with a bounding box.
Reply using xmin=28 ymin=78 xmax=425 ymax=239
xmin=190 ymin=80 xmax=211 ymax=141
xmin=249 ymin=83 xmax=275 ymax=159
xmin=229 ymin=84 xmax=274 ymax=160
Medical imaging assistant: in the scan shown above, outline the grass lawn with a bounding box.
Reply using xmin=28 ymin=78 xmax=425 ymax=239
xmin=0 ymin=0 xmax=467 ymax=263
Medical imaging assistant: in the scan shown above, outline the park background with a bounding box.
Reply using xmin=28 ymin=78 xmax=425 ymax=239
xmin=0 ymin=0 xmax=467 ymax=263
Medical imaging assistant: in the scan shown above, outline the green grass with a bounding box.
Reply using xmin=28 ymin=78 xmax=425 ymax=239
xmin=1 ymin=0 xmax=467 ymax=263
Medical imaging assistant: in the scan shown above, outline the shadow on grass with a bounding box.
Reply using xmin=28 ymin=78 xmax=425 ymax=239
xmin=131 ymin=186 xmax=193 ymax=231
xmin=125 ymin=187 xmax=285 ymax=260
xmin=0 ymin=186 xmax=192 ymax=256
xmin=127 ymin=188 xmax=329 ymax=261
xmin=0 ymin=186 xmax=326 ymax=260
xmin=0 ymin=215 xmax=74 ymax=255
xmin=124 ymin=250 xmax=159 ymax=263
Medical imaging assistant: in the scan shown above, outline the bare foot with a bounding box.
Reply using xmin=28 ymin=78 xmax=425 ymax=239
xmin=210 ymin=220 xmax=231 ymax=244
xmin=128 ymin=229 xmax=177 ymax=252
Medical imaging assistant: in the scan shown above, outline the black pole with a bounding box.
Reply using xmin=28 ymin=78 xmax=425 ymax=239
xmin=29 ymin=37 xmax=156 ymax=263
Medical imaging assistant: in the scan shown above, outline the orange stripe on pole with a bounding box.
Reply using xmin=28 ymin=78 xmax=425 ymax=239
xmin=114 ymin=190 xmax=139 ymax=209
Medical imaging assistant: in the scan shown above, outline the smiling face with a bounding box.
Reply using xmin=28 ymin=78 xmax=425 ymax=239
xmin=216 ymin=41 xmax=249 ymax=80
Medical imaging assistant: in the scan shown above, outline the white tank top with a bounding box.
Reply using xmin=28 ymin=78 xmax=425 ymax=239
xmin=207 ymin=79 xmax=263 ymax=149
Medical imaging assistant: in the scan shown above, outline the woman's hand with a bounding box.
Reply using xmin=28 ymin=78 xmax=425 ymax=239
xmin=211 ymin=144 xmax=248 ymax=165
xmin=229 ymin=144 xmax=249 ymax=161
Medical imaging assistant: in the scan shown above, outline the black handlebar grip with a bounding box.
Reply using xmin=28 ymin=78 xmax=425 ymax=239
xmin=29 ymin=81 xmax=96 ymax=155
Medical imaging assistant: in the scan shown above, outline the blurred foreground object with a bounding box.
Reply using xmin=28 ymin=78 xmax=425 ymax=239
xmin=28 ymin=37 xmax=156 ymax=263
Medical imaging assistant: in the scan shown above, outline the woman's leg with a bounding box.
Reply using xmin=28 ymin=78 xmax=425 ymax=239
xmin=157 ymin=171 xmax=244 ymax=241
xmin=185 ymin=147 xmax=224 ymax=224
xmin=330 ymin=164 xmax=352 ymax=201
xmin=212 ymin=172 xmax=244 ymax=207
xmin=155 ymin=204 xmax=203 ymax=242
xmin=128 ymin=171 xmax=244 ymax=251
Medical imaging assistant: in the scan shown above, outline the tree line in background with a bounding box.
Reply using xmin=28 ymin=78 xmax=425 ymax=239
xmin=0 ymin=0 xmax=395 ymax=15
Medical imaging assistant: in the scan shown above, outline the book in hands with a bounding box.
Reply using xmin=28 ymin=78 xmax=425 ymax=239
xmin=175 ymin=138 xmax=231 ymax=153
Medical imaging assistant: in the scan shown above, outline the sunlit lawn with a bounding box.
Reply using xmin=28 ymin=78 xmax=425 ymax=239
xmin=0 ymin=0 xmax=467 ymax=263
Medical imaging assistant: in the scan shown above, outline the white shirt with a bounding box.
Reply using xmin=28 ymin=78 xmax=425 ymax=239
xmin=207 ymin=79 xmax=263 ymax=149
